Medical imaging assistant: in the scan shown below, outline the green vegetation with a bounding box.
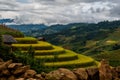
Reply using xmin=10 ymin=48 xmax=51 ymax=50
xmin=0 ymin=34 xmax=3 ymax=46
xmin=0 ymin=24 xmax=24 ymax=37
xmin=93 ymin=49 xmax=120 ymax=67
xmin=80 ymin=41 xmax=120 ymax=67
xmin=0 ymin=47 xmax=46 ymax=73
xmin=27 ymin=45 xmax=35 ymax=58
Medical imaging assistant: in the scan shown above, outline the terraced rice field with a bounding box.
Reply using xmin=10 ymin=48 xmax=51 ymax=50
xmin=12 ymin=37 xmax=97 ymax=68
xmin=106 ymin=40 xmax=118 ymax=45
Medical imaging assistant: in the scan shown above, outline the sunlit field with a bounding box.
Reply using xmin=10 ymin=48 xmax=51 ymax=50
xmin=12 ymin=37 xmax=97 ymax=68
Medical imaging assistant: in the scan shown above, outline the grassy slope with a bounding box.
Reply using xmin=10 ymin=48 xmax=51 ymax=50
xmin=106 ymin=28 xmax=120 ymax=41
xmin=93 ymin=49 xmax=120 ymax=67
xmin=80 ymin=28 xmax=120 ymax=66
xmin=0 ymin=24 xmax=24 ymax=37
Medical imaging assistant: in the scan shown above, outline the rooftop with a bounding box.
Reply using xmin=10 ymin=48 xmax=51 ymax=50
xmin=2 ymin=35 xmax=17 ymax=43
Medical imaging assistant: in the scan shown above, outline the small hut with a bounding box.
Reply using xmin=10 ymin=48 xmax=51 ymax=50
xmin=2 ymin=35 xmax=17 ymax=46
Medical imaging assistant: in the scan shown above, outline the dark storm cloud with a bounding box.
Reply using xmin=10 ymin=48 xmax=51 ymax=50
xmin=109 ymin=4 xmax=120 ymax=18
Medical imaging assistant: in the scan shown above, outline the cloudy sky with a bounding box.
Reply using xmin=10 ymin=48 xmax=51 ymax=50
xmin=0 ymin=0 xmax=120 ymax=25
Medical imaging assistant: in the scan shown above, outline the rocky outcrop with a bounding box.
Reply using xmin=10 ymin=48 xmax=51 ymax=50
xmin=73 ymin=68 xmax=88 ymax=80
xmin=0 ymin=58 xmax=120 ymax=80
xmin=112 ymin=66 xmax=120 ymax=80
xmin=99 ymin=59 xmax=112 ymax=80
xmin=45 ymin=68 xmax=78 ymax=80
xmin=87 ymin=67 xmax=99 ymax=80
xmin=0 ymin=59 xmax=43 ymax=80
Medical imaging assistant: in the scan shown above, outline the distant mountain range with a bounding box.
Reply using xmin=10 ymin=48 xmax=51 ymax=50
xmin=1 ymin=19 xmax=83 ymax=36
xmin=8 ymin=23 xmax=85 ymax=37
xmin=0 ymin=19 xmax=14 ymax=24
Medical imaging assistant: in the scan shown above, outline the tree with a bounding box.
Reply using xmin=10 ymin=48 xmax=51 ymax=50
xmin=113 ymin=43 xmax=120 ymax=50
xmin=0 ymin=34 xmax=3 ymax=46
xmin=27 ymin=45 xmax=35 ymax=58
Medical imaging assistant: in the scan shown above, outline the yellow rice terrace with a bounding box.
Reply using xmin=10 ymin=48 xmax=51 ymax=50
xmin=12 ymin=37 xmax=98 ymax=68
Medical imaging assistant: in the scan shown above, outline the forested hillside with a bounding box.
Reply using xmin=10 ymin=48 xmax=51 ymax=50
xmin=43 ymin=20 xmax=120 ymax=48
xmin=42 ymin=20 xmax=120 ymax=67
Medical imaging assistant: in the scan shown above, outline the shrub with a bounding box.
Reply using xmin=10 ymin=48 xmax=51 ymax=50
xmin=0 ymin=45 xmax=15 ymax=61
xmin=12 ymin=50 xmax=47 ymax=73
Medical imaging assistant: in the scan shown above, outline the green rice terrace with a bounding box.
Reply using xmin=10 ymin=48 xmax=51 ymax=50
xmin=12 ymin=37 xmax=98 ymax=69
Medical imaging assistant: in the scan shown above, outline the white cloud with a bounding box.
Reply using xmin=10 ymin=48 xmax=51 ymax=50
xmin=0 ymin=0 xmax=119 ymax=25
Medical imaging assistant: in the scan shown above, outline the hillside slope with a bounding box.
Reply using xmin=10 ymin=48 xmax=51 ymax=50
xmin=43 ymin=21 xmax=120 ymax=49
xmin=42 ymin=20 xmax=120 ymax=67
xmin=0 ymin=24 xmax=24 ymax=37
